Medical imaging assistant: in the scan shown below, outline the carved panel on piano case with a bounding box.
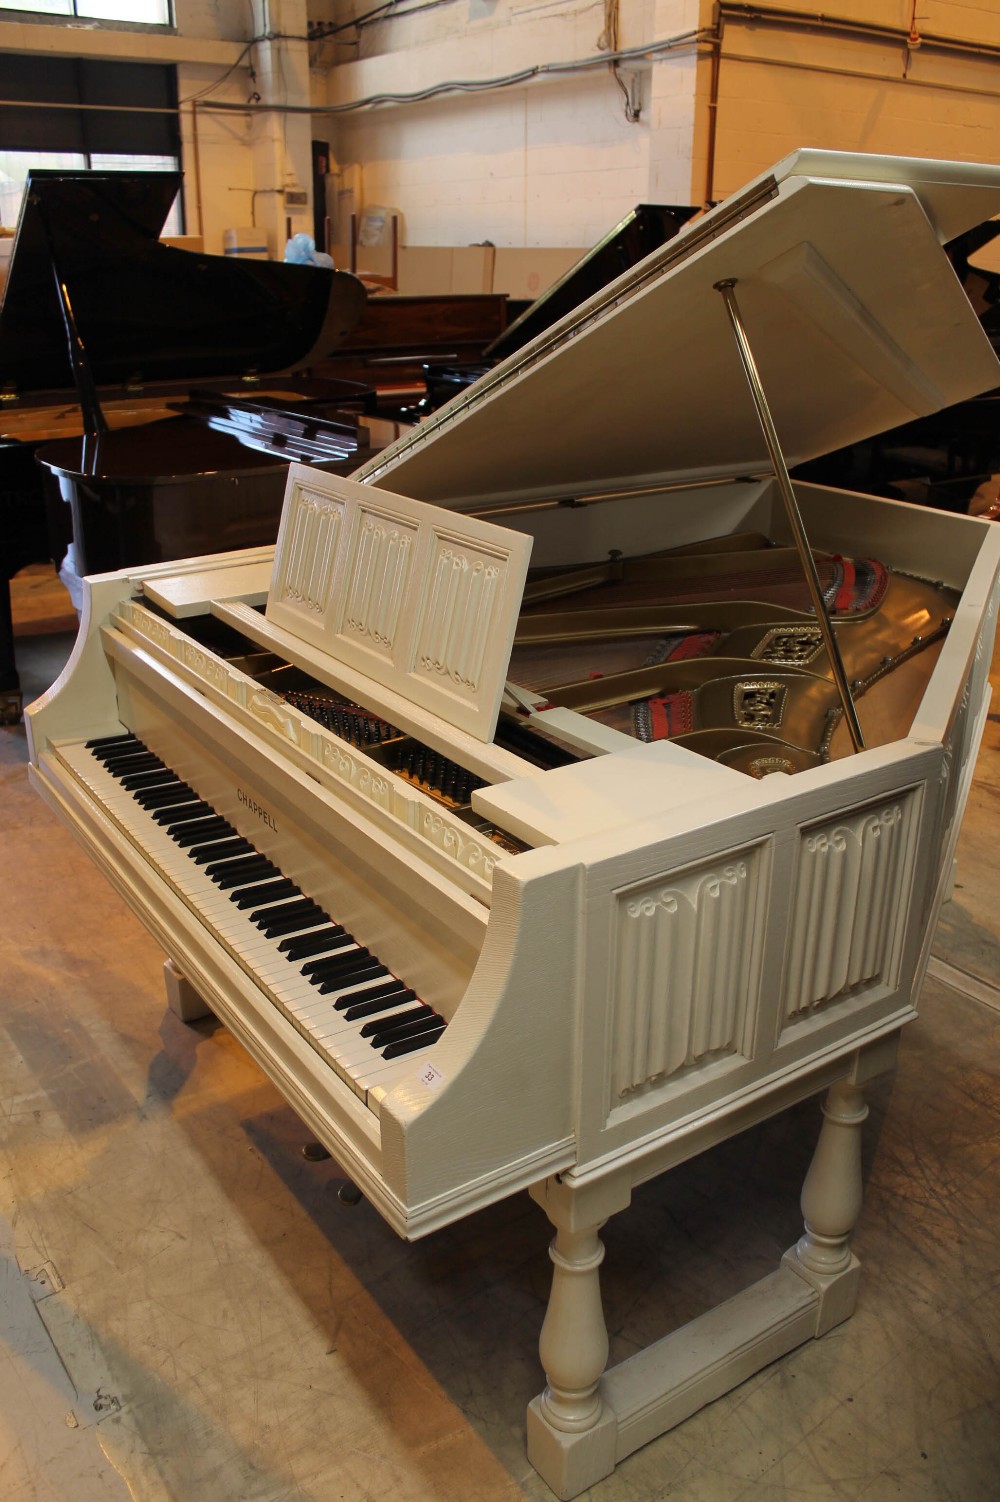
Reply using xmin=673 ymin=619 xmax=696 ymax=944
xmin=266 ymin=466 xmax=532 ymax=740
xmin=609 ymin=849 xmax=764 ymax=1103
xmin=780 ymin=791 xmax=921 ymax=1026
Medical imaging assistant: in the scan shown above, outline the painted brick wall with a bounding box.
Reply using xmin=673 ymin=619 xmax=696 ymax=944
xmin=318 ymin=0 xmax=999 ymax=246
xmin=330 ymin=74 xmax=653 ymax=247
xmin=2 ymin=0 xmax=996 ymax=253
xmin=710 ymin=6 xmax=1000 ymax=198
xmin=320 ymin=0 xmax=706 ymax=245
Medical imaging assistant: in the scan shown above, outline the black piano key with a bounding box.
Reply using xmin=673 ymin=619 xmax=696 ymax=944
xmin=374 ymin=1019 xmax=445 ymax=1055
xmin=250 ymin=894 xmax=315 ymax=923
xmin=261 ymin=909 xmax=329 ymax=939
xmin=309 ymin=953 xmax=380 ymax=989
xmin=150 ymin=799 xmax=211 ymax=823
xmin=278 ymin=926 xmax=349 ymax=959
xmin=148 ymin=794 xmax=206 ymax=817
xmin=381 ymin=1023 xmax=446 ymax=1060
xmin=173 ymin=819 xmax=233 ymax=848
xmin=129 ymin=769 xmax=177 ymax=793
xmin=86 ymin=732 xmax=137 ymax=749
xmin=208 ymin=865 xmax=273 ymax=883
xmin=118 ymin=762 xmax=168 ymax=786
xmin=232 ymin=879 xmax=297 ymax=908
xmin=110 ymin=749 xmax=162 ymax=768
xmin=123 ymin=775 xmax=177 ymax=796
xmin=302 ymin=946 xmax=370 ymax=979
xmin=163 ymin=810 xmax=220 ymax=835
xmin=102 ymin=745 xmax=156 ymax=764
xmin=119 ymin=767 xmax=174 ymax=790
xmin=250 ymin=895 xmax=313 ymax=931
xmin=167 ymin=811 xmax=228 ymax=835
xmin=205 ymin=849 xmax=264 ymax=876
xmin=261 ymin=900 xmax=327 ymax=929
xmin=341 ymin=985 xmax=415 ymax=1020
xmin=316 ymin=959 xmax=385 ymax=995
xmin=338 ymin=976 xmax=410 ymax=1008
xmin=250 ymin=900 xmax=314 ymax=931
xmin=360 ymin=1004 xmax=435 ymax=1041
xmin=212 ymin=860 xmax=280 ymax=890
xmin=136 ymin=782 xmax=185 ymax=806
xmin=98 ymin=747 xmax=153 ymax=769
xmin=191 ymin=838 xmax=254 ymax=865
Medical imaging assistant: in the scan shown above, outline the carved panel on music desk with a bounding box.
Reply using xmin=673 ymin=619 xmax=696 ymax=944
xmin=273 ymin=485 xmax=345 ymax=619
xmin=341 ymin=503 xmax=416 ymax=658
xmin=416 ymin=533 xmax=501 ymax=695
xmin=780 ymin=792 xmax=920 ymax=1026
xmin=609 ymin=848 xmax=765 ymax=1105
xmin=266 ymin=466 xmax=532 ymax=739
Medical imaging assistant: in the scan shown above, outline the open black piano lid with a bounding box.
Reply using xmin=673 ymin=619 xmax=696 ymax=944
xmin=484 ymin=203 xmax=700 ymax=364
xmin=0 ymin=169 xmax=367 ymax=396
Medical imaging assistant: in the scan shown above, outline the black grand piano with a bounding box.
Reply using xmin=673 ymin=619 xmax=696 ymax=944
xmin=0 ymin=168 xmax=379 ymax=720
xmin=399 ymin=202 xmax=700 ymax=416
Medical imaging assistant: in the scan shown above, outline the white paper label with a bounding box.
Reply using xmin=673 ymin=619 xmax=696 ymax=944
xmin=418 ymin=1062 xmax=445 ymax=1090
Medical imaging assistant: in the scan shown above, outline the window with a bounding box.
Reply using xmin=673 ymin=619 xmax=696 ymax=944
xmin=0 ymin=0 xmax=171 ymax=24
xmin=0 ymin=56 xmax=182 ymax=230
xmin=0 ymin=151 xmax=182 ymax=233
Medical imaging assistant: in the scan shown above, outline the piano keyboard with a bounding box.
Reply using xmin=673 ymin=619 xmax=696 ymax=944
xmin=57 ymin=732 xmax=448 ymax=1111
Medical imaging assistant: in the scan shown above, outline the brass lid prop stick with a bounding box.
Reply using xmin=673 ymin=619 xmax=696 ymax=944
xmin=714 ymin=277 xmax=865 ymax=753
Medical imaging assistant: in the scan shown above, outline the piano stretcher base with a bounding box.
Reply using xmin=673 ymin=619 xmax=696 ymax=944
xmin=525 ymin=1045 xmax=891 ymax=1500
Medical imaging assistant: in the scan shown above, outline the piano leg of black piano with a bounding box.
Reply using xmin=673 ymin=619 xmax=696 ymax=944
xmin=526 ymin=1053 xmax=883 ymax=1500
xmin=1 ymin=437 xmax=68 ymax=723
xmin=0 ymin=572 xmax=20 ymax=724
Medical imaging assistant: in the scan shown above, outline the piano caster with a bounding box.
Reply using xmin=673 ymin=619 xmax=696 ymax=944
xmin=301 ymin=1141 xmax=331 ymax=1162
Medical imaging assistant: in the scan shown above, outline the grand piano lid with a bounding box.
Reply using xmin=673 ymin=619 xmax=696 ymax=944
xmin=483 ymin=202 xmax=699 ymax=364
xmin=356 ymin=149 xmax=1000 ymax=510
xmin=0 ymin=169 xmax=367 ymax=397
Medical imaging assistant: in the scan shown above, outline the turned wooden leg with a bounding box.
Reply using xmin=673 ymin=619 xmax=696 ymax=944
xmin=783 ymin=1077 xmax=867 ymax=1332
xmin=798 ymin=1078 xmax=868 ymax=1275
xmin=526 ymin=1177 xmax=623 ymax=1497
xmin=538 ymin=1220 xmax=610 ymax=1433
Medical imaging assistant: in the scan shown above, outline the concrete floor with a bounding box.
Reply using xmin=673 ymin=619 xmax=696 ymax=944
xmin=2 ymin=567 xmax=999 ymax=1502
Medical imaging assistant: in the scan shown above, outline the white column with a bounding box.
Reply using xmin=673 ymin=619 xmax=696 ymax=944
xmin=249 ymin=0 xmax=314 ymax=257
xmin=646 ymin=0 xmax=713 ymax=206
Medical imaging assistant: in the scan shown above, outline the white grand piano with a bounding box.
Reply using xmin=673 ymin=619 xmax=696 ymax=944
xmin=27 ymin=149 xmax=1000 ymax=1497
